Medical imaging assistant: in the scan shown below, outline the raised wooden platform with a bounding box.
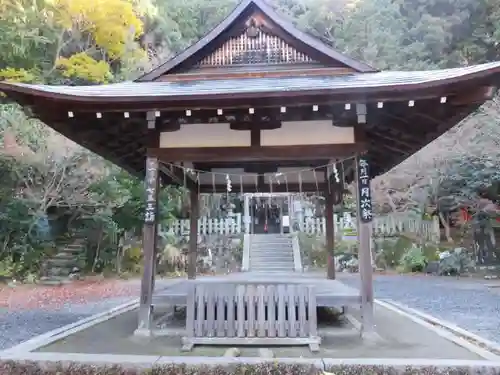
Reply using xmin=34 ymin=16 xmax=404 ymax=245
xmin=152 ymin=272 xmax=361 ymax=309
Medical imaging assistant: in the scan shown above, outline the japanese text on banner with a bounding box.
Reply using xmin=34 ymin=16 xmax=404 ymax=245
xmin=357 ymin=158 xmax=373 ymax=223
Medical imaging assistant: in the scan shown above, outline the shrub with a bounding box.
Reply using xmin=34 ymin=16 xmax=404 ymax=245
xmin=438 ymin=247 xmax=475 ymax=275
xmin=375 ymin=237 xmax=411 ymax=268
xmin=400 ymin=245 xmax=428 ymax=272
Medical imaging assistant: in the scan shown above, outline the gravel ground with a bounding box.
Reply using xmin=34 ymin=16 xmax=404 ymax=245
xmin=3 ymin=274 xmax=499 ymax=352
xmin=0 ymin=278 xmax=180 ymax=351
xmin=0 ymin=296 xmax=132 ymax=350
xmin=340 ymin=274 xmax=500 ymax=344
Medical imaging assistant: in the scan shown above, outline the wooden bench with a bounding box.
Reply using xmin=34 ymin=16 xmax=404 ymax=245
xmin=181 ymin=282 xmax=320 ymax=352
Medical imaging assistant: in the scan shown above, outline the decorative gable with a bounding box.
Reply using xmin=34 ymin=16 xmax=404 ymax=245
xmin=136 ymin=0 xmax=375 ymax=82
xmin=196 ymin=18 xmax=319 ymax=67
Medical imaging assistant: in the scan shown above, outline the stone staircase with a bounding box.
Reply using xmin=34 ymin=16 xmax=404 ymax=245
xmin=248 ymin=234 xmax=300 ymax=272
xmin=40 ymin=238 xmax=85 ymax=285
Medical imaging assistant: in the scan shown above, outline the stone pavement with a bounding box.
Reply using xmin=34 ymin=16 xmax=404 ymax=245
xmin=36 ymin=300 xmax=484 ymax=360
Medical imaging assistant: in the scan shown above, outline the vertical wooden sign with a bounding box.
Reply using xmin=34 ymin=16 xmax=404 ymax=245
xmin=356 ymin=157 xmax=373 ymax=223
xmin=137 ymin=156 xmax=159 ymax=336
xmin=355 ymin=155 xmax=375 ymax=335
xmin=144 ymin=157 xmax=159 ymax=224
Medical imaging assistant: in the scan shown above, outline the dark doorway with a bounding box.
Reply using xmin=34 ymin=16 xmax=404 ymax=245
xmin=251 ymin=199 xmax=281 ymax=234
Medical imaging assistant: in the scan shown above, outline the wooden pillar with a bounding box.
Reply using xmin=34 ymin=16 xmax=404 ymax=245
xmin=355 ymin=155 xmax=375 ymax=334
xmin=187 ymin=189 xmax=199 ymax=280
xmin=136 ymin=156 xmax=159 ymax=336
xmin=244 ymin=194 xmax=251 ymax=234
xmin=325 ymin=188 xmax=335 ymax=279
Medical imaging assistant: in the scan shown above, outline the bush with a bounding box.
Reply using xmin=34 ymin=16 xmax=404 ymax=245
xmin=438 ymin=247 xmax=475 ymax=275
xmin=298 ymin=233 xmax=327 ymax=268
xmin=400 ymin=245 xmax=428 ymax=272
xmin=375 ymin=237 xmax=411 ymax=268
xmin=298 ymin=233 xmax=355 ymax=269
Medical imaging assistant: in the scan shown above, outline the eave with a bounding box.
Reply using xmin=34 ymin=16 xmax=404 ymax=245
xmin=1 ymin=62 xmax=500 ymax=110
xmin=1 ymin=62 xmax=499 ymax=188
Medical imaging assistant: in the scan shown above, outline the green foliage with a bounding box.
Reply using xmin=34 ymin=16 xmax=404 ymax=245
xmin=377 ymin=237 xmax=412 ymax=268
xmin=438 ymin=156 xmax=500 ymax=208
xmin=400 ymin=245 xmax=428 ymax=272
xmin=438 ymin=248 xmax=475 ymax=275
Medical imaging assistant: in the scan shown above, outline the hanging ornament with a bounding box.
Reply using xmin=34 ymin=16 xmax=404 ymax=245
xmin=183 ymin=166 xmax=187 ymax=187
xmin=255 ymin=174 xmax=259 ymax=193
xmin=240 ymin=175 xmax=243 ymax=194
xmin=226 ymin=174 xmax=232 ymax=193
xmin=212 ymin=172 xmax=216 ymax=193
xmin=298 ymin=172 xmax=303 ymax=195
xmin=313 ymin=169 xmax=319 ymax=194
xmin=284 ymin=174 xmax=289 ymax=193
xmin=333 ymin=163 xmax=340 ymax=183
xmin=269 ymin=175 xmax=273 ymax=195
xmin=275 ymin=172 xmax=282 ymax=185
xmin=196 ymin=172 xmax=200 ymax=196
xmin=341 ymin=161 xmax=347 ymax=189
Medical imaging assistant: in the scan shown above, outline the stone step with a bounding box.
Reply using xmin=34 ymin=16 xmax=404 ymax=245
xmin=249 ymin=267 xmax=294 ymax=272
xmin=58 ymin=247 xmax=84 ymax=255
xmin=250 ymin=249 xmax=292 ymax=253
xmin=250 ymin=257 xmax=293 ymax=261
xmin=251 ymin=254 xmax=293 ymax=258
xmin=46 ymin=257 xmax=77 ymax=267
xmin=252 ymin=250 xmax=292 ymax=253
xmin=252 ymin=253 xmax=292 ymax=256
xmin=250 ymin=262 xmax=294 ymax=267
xmin=251 ymin=245 xmax=291 ymax=248
xmin=39 ymin=276 xmax=73 ymax=286
xmin=249 ymin=260 xmax=293 ymax=265
xmin=250 ymin=256 xmax=293 ymax=261
xmin=251 ymin=241 xmax=291 ymax=244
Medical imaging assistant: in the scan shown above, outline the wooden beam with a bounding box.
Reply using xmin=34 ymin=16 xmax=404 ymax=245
xmin=148 ymin=143 xmax=366 ymax=163
xmin=136 ymin=155 xmax=159 ymax=337
xmin=188 ymin=189 xmax=199 ymax=280
xmin=199 ymin=183 xmax=327 ymax=194
xmin=450 ymin=86 xmax=497 ymax=105
xmin=194 ymin=160 xmax=327 ymax=171
xmin=355 ymin=156 xmax=375 ymax=336
xmin=367 ymin=129 xmax=414 ymax=149
xmin=325 ymin=180 xmax=335 ymax=280
xmin=159 ymin=164 xmax=197 ymax=190
xmin=158 ymin=67 xmax=356 ymax=82
xmin=155 ymin=106 xmax=340 ymax=130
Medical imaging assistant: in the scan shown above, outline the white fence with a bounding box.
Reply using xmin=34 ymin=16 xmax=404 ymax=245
xmin=164 ymin=212 xmax=440 ymax=242
xmin=299 ymin=212 xmax=440 ymax=243
xmin=165 ymin=214 xmax=242 ymax=236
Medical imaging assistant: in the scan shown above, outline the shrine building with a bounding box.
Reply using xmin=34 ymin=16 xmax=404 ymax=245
xmin=1 ymin=0 xmax=500 ymax=337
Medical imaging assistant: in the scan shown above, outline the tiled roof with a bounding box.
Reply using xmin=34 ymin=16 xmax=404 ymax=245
xmin=2 ymin=62 xmax=500 ymax=100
